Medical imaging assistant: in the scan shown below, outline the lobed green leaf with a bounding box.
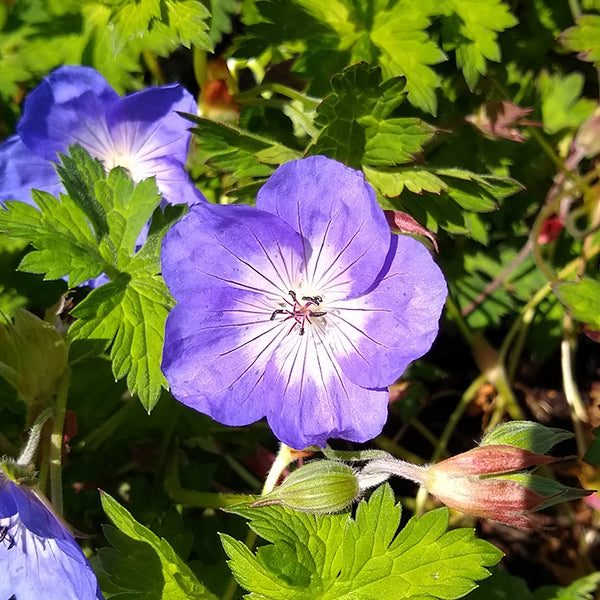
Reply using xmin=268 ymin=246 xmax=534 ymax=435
xmin=224 ymin=485 xmax=502 ymax=599
xmin=98 ymin=491 xmax=218 ymax=600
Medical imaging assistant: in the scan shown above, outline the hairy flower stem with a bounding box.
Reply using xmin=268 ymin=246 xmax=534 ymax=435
xmin=49 ymin=368 xmax=70 ymax=516
xmin=16 ymin=407 xmax=53 ymax=466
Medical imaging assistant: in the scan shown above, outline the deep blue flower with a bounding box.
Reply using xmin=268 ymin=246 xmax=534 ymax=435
xmin=0 ymin=65 xmax=202 ymax=207
xmin=0 ymin=470 xmax=103 ymax=600
xmin=161 ymin=156 xmax=447 ymax=449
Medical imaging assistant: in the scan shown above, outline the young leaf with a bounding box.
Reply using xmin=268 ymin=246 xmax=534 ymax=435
xmin=68 ymin=272 xmax=173 ymax=410
xmin=560 ymin=15 xmax=600 ymax=67
xmin=102 ymin=0 xmax=212 ymax=52
xmin=98 ymin=491 xmax=218 ymax=600
xmin=0 ymin=190 xmax=108 ymax=288
xmin=439 ymin=0 xmax=518 ymax=90
xmin=538 ymin=71 xmax=595 ymax=134
xmin=555 ymin=278 xmax=600 ymax=330
xmin=224 ymin=484 xmax=502 ymax=599
xmin=308 ymin=63 xmax=436 ymax=169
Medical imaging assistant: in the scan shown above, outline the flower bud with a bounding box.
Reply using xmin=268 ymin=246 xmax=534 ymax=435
xmin=424 ymin=445 xmax=591 ymax=528
xmin=0 ymin=309 xmax=68 ymax=411
xmin=250 ymin=460 xmax=360 ymax=514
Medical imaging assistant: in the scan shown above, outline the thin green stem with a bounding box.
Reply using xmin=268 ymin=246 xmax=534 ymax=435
xmin=431 ymin=373 xmax=487 ymax=463
xmin=164 ymin=451 xmax=255 ymax=509
xmin=445 ymin=295 xmax=474 ymax=345
xmin=49 ymin=368 xmax=71 ymax=516
xmin=142 ymin=50 xmax=165 ymax=85
xmin=561 ymin=315 xmax=588 ymax=456
xmin=568 ymin=0 xmax=582 ymax=20
xmin=234 ymin=83 xmax=320 ymax=110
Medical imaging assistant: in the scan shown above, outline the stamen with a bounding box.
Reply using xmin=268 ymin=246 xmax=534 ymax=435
xmin=270 ymin=290 xmax=327 ymax=335
xmin=0 ymin=525 xmax=15 ymax=550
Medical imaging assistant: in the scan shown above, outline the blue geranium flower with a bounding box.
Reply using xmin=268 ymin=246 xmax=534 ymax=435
xmin=0 ymin=65 xmax=202 ymax=207
xmin=0 ymin=470 xmax=103 ymax=600
xmin=161 ymin=156 xmax=447 ymax=449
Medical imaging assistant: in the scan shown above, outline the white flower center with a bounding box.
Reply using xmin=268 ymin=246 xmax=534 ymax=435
xmin=102 ymin=150 xmax=138 ymax=178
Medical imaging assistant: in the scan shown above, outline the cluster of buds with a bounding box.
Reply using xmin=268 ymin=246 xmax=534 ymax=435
xmin=250 ymin=422 xmax=593 ymax=528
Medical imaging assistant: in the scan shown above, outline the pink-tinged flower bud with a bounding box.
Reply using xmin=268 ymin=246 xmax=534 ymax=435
xmin=430 ymin=445 xmax=559 ymax=475
xmin=424 ymin=445 xmax=592 ymax=528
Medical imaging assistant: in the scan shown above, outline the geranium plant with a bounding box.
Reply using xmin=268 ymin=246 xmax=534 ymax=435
xmin=0 ymin=1 xmax=598 ymax=599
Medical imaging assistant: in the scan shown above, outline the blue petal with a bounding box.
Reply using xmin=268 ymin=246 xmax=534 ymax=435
xmin=11 ymin=485 xmax=69 ymax=540
xmin=0 ymin=476 xmax=17 ymax=518
xmin=106 ymin=84 xmax=197 ymax=169
xmin=17 ymin=65 xmax=119 ymax=161
xmin=256 ymin=156 xmax=391 ymax=299
xmin=0 ymin=518 xmax=103 ymax=600
xmin=262 ymin=332 xmax=389 ymax=448
xmin=0 ymin=476 xmax=103 ymax=600
xmin=162 ymin=203 xmax=305 ymax=425
xmin=0 ymin=136 xmax=62 ymax=204
xmin=327 ymin=234 xmax=447 ymax=388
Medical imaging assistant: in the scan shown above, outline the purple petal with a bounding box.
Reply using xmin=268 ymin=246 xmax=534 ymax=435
xmin=0 ymin=475 xmax=103 ymax=600
xmin=262 ymin=333 xmax=389 ymax=448
xmin=17 ymin=65 xmax=119 ymax=160
xmin=328 ymin=235 xmax=447 ymax=388
xmin=11 ymin=485 xmax=69 ymax=539
xmin=106 ymin=84 xmax=196 ymax=169
xmin=256 ymin=156 xmax=391 ymax=299
xmin=162 ymin=203 xmax=305 ymax=423
xmin=0 ymin=517 xmax=103 ymax=600
xmin=162 ymin=203 xmax=304 ymax=305
xmin=0 ymin=477 xmax=17 ymax=518
xmin=0 ymin=136 xmax=62 ymax=204
xmin=141 ymin=157 xmax=205 ymax=205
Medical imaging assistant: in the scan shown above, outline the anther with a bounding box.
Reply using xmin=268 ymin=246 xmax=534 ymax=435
xmin=0 ymin=526 xmax=15 ymax=550
xmin=270 ymin=309 xmax=285 ymax=321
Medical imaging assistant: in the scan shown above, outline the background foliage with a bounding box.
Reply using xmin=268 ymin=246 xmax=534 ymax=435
xmin=0 ymin=0 xmax=599 ymax=598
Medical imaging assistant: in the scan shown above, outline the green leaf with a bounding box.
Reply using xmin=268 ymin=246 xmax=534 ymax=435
xmin=98 ymin=491 xmax=218 ymax=600
xmin=369 ymin=0 xmax=446 ymax=114
xmin=192 ymin=117 xmax=301 ymax=183
xmin=555 ymin=277 xmax=600 ymax=329
xmin=224 ymin=484 xmax=502 ymax=599
xmin=0 ymin=146 xmax=176 ymax=410
xmin=0 ymin=191 xmax=107 ymax=288
xmin=481 ymin=421 xmax=574 ymax=453
xmin=583 ymin=427 xmax=600 ymax=466
xmin=560 ymin=15 xmax=600 ymax=67
xmin=466 ymin=569 xmax=600 ymax=600
xmin=538 ymin=71 xmax=596 ymax=134
xmin=103 ymin=0 xmax=212 ymax=52
xmin=308 ymin=63 xmax=436 ymax=169
xmin=364 ymin=166 xmax=520 ymax=241
xmin=69 ymin=272 xmax=173 ymax=410
xmin=532 ymin=571 xmax=600 ymax=600
xmin=439 ymin=0 xmax=518 ymax=90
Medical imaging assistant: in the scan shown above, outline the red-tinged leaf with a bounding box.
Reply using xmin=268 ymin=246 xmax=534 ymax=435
xmin=384 ymin=209 xmax=439 ymax=251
